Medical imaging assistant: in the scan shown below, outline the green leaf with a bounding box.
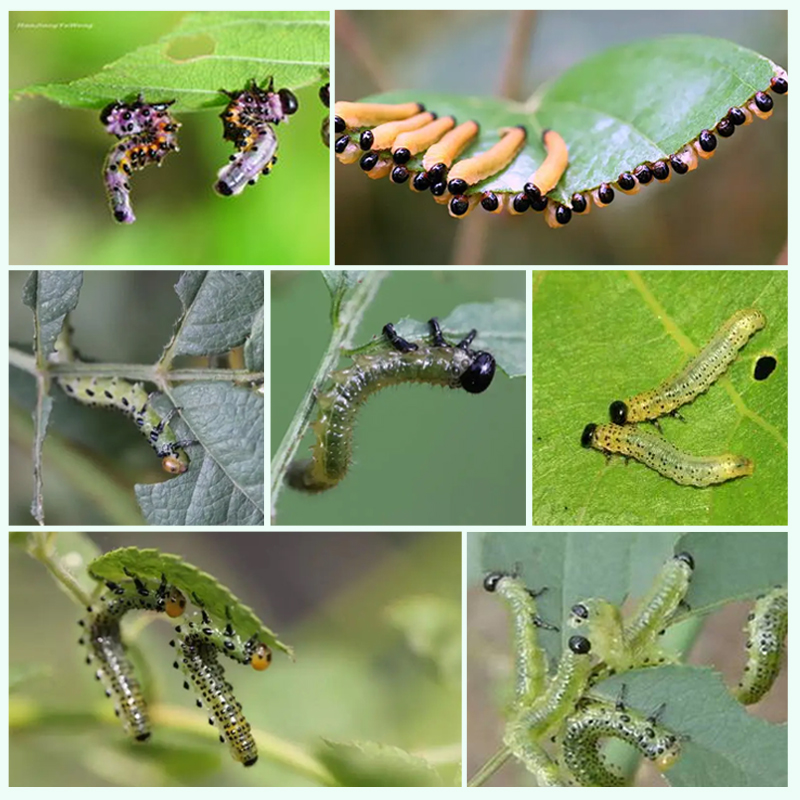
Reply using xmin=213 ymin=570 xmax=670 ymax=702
xmin=322 ymin=270 xmax=373 ymax=327
xmin=593 ymin=667 xmax=787 ymax=787
xmin=346 ymin=36 xmax=785 ymax=204
xmin=87 ymin=546 xmax=292 ymax=657
xmin=16 ymin=11 xmax=330 ymax=111
xmin=22 ymin=270 xmax=84 ymax=365
xmin=170 ymin=270 xmax=264 ymax=357
xmin=531 ymin=270 xmax=787 ymax=525
xmin=136 ymin=382 xmax=264 ymax=525
xmin=244 ymin=311 xmax=264 ymax=372
xmin=317 ymin=740 xmax=443 ymax=787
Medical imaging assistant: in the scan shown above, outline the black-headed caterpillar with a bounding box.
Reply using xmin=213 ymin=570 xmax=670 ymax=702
xmin=557 ymin=692 xmax=682 ymax=786
xmin=523 ymin=129 xmax=570 ymax=226
xmin=49 ymin=323 xmax=194 ymax=474
xmin=609 ymin=308 xmax=766 ymax=425
xmin=734 ymin=587 xmax=788 ymax=705
xmin=78 ymin=573 xmax=186 ymax=741
xmin=581 ymin=422 xmax=753 ymax=487
xmin=334 ymin=100 xmax=425 ymax=133
xmin=171 ymin=604 xmax=272 ymax=766
xmin=287 ymin=316 xmax=496 ymax=493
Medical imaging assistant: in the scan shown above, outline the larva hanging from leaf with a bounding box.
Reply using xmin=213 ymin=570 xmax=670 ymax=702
xmin=580 ymin=422 xmax=753 ymax=487
xmin=557 ymin=691 xmax=682 ymax=786
xmin=609 ymin=309 xmax=766 ymax=425
xmin=734 ymin=587 xmax=788 ymax=705
xmin=49 ymin=321 xmax=194 ymax=474
xmin=287 ymin=316 xmax=496 ymax=493
xmin=78 ymin=573 xmax=186 ymax=741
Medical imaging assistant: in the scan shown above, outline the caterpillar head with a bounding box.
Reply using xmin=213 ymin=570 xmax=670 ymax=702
xmin=251 ymin=642 xmax=272 ymax=671
xmin=162 ymin=452 xmax=190 ymax=475
xmin=461 ymin=352 xmax=496 ymax=394
xmin=165 ymin=587 xmax=187 ymax=618
xmin=608 ymin=400 xmax=629 ymax=425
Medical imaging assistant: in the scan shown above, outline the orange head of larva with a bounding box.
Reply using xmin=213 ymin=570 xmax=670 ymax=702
xmin=165 ymin=587 xmax=187 ymax=618
xmin=161 ymin=453 xmax=189 ymax=474
xmin=251 ymin=642 xmax=273 ymax=671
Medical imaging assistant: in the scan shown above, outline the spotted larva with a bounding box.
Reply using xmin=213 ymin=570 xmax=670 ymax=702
xmin=581 ymin=423 xmax=753 ymax=487
xmin=609 ymin=309 xmax=766 ymax=425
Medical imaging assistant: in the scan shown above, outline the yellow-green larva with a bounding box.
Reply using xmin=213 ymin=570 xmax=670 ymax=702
xmin=287 ymin=317 xmax=496 ymax=493
xmin=581 ymin=422 xmax=753 ymax=487
xmin=609 ymin=308 xmax=766 ymax=425
xmin=49 ymin=322 xmax=193 ymax=474
xmin=557 ymin=696 xmax=682 ymax=786
xmin=734 ymin=587 xmax=788 ymax=705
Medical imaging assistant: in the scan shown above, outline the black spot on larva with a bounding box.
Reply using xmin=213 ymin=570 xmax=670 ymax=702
xmin=448 ymin=177 xmax=468 ymax=196
xmin=334 ymin=116 xmax=345 ymax=133
xmin=523 ymin=182 xmax=542 ymax=203
xmin=634 ymin=165 xmax=652 ymax=184
xmin=716 ymin=118 xmax=735 ymax=138
xmin=771 ymin=76 xmax=788 ymax=94
xmin=481 ymin=191 xmax=499 ymax=211
xmin=597 ymin=183 xmax=614 ymax=203
xmin=669 ymin=154 xmax=689 ymax=175
xmin=617 ymin=173 xmax=635 ymax=191
xmin=728 ymin=107 xmax=747 ymax=126
xmin=571 ymin=193 xmax=587 ymax=212
xmin=512 ymin=193 xmax=530 ymax=213
xmin=754 ymin=91 xmax=773 ymax=112
xmin=555 ymin=204 xmax=572 ymax=225
xmin=334 ymin=135 xmax=350 ymax=153
xmin=754 ymin=355 xmax=777 ymax=381
xmin=359 ymin=130 xmax=374 ymax=150
xmin=393 ymin=147 xmax=411 ymax=165
xmin=413 ymin=172 xmax=431 ymax=191
xmin=652 ymin=161 xmax=669 ymax=181
xmin=390 ymin=165 xmax=409 ymax=184
xmin=449 ymin=195 xmax=470 ymax=216
xmin=698 ymin=130 xmax=717 ymax=152
xmin=359 ymin=151 xmax=379 ymax=171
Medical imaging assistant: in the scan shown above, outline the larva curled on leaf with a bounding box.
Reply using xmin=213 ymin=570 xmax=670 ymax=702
xmin=287 ymin=317 xmax=496 ymax=493
xmin=78 ymin=573 xmax=186 ymax=742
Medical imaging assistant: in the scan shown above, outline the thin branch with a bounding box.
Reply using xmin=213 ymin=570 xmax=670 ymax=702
xmin=335 ymin=10 xmax=392 ymax=92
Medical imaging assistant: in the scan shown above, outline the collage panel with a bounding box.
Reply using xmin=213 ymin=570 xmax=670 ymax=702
xmin=335 ymin=10 xmax=786 ymax=266
xmin=9 ymin=10 xmax=329 ymax=266
xmin=271 ymin=270 xmax=526 ymax=526
xmin=467 ymin=530 xmax=788 ymax=787
xmin=532 ymin=270 xmax=787 ymax=525
xmin=9 ymin=530 xmax=461 ymax=787
xmin=8 ymin=270 xmax=265 ymax=526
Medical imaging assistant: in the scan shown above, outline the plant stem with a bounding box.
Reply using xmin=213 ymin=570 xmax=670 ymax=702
xmin=270 ymin=271 xmax=387 ymax=512
xmin=468 ymin=745 xmax=513 ymax=786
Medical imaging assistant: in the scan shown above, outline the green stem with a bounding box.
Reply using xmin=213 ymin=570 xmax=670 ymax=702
xmin=270 ymin=271 xmax=388 ymax=512
xmin=26 ymin=531 xmax=92 ymax=606
xmin=468 ymin=745 xmax=513 ymax=786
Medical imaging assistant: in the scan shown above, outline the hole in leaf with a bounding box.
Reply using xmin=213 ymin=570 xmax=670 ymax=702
xmin=754 ymin=355 xmax=777 ymax=381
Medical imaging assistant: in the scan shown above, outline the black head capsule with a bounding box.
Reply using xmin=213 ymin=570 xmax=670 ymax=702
xmin=754 ymin=91 xmax=774 ymax=112
xmin=319 ymin=83 xmax=330 ymax=108
xmin=727 ymin=106 xmax=747 ymax=126
xmin=652 ymin=161 xmax=669 ymax=181
xmin=448 ymin=177 xmax=468 ymax=196
xmin=617 ymin=173 xmax=636 ymax=191
xmin=555 ymin=204 xmax=572 ymax=225
xmin=529 ymin=193 xmax=548 ymax=212
xmin=669 ymin=153 xmax=689 ymax=175
xmin=481 ymin=191 xmax=499 ymax=211
xmin=359 ymin=151 xmax=380 ymax=171
xmin=698 ymin=129 xmax=717 ymax=152
xmin=571 ymin=193 xmax=587 ymax=212
xmin=675 ymin=552 xmax=695 ymax=570
xmin=334 ymin=116 xmax=346 ymax=133
xmin=523 ymin=182 xmax=542 ymax=204
xmin=393 ymin=147 xmax=411 ymax=165
xmin=412 ymin=171 xmax=431 ymax=191
xmin=581 ymin=423 xmax=597 ymax=448
xmin=571 ymin=603 xmax=589 ymax=620
xmin=335 ymin=135 xmax=350 ymax=154
xmin=512 ymin=193 xmax=530 ymax=213
xmin=608 ymin=400 xmax=628 ymax=425
xmin=634 ymin=165 xmax=652 ymax=184
xmin=770 ymin=76 xmax=788 ymax=94
xmin=449 ymin=195 xmax=470 ymax=216
xmin=430 ymin=181 xmax=447 ymax=197
xmin=460 ymin=352 xmax=496 ymax=394
xmin=391 ymin=165 xmax=409 ymax=184
xmin=359 ymin=130 xmax=375 ymax=151
xmin=597 ymin=182 xmax=615 ymax=203
xmin=427 ymin=163 xmax=447 ymax=183
xmin=716 ymin=118 xmax=735 ymax=138
xmin=568 ymin=635 xmax=591 ymax=655
xmin=279 ymin=88 xmax=299 ymax=116
xmin=483 ymin=572 xmax=503 ymax=592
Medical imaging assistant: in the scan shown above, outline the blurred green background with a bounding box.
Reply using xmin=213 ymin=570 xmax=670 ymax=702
xmin=9 ymin=531 xmax=461 ymax=786
xmin=9 ymin=271 xmax=233 ymax=526
xmin=9 ymin=11 xmax=329 ymax=265
xmin=271 ymin=271 xmax=526 ymax=526
xmin=335 ymin=10 xmax=787 ymax=265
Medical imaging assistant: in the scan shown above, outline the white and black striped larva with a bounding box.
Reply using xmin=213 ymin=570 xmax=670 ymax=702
xmin=78 ymin=573 xmax=186 ymax=741
xmin=287 ymin=316 xmax=496 ymax=493
xmin=609 ymin=309 xmax=767 ymax=425
xmin=557 ymin=692 xmax=682 ymax=786
xmin=581 ymin=422 xmax=753 ymax=487
xmin=734 ymin=587 xmax=788 ymax=705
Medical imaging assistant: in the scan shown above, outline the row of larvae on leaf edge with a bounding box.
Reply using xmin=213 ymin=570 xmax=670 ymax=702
xmin=334 ymin=71 xmax=787 ymax=228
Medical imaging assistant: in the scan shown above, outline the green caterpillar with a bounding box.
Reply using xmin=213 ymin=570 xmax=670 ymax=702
xmin=734 ymin=587 xmax=788 ymax=705
xmin=49 ymin=322 xmax=193 ymax=474
xmin=78 ymin=573 xmax=186 ymax=741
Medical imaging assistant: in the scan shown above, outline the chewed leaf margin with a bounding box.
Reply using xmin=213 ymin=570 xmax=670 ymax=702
xmin=88 ymin=546 xmax=293 ymax=658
